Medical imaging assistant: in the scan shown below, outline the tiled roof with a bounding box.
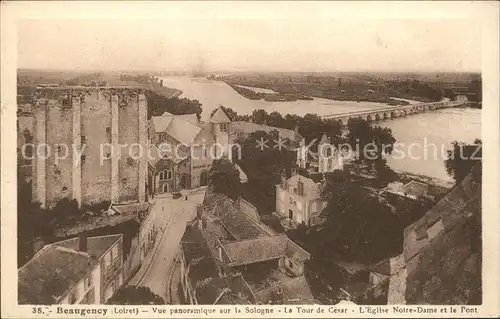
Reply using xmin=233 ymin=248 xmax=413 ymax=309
xmin=399 ymin=164 xmax=482 ymax=305
xmin=181 ymin=226 xmax=221 ymax=286
xmin=148 ymin=144 xmax=164 ymax=167
xmin=193 ymin=122 xmax=216 ymax=145
xmin=210 ymin=107 xmax=231 ymax=124
xmin=223 ymin=235 xmax=289 ymax=266
xmin=319 ymin=133 xmax=329 ymax=146
xmin=165 ymin=117 xmax=202 ymax=146
xmin=151 ymin=115 xmax=173 ymax=133
xmin=253 ymin=275 xmax=316 ymax=304
xmin=195 ymin=276 xmax=253 ymax=305
xmin=18 ymin=246 xmax=95 ymax=304
xmin=55 ymin=234 xmax=122 ymax=261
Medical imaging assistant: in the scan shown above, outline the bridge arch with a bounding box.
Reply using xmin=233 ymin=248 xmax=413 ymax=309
xmin=391 ymin=111 xmax=397 ymax=118
xmin=383 ymin=112 xmax=389 ymax=120
xmin=337 ymin=119 xmax=344 ymax=126
xmin=375 ymin=114 xmax=381 ymax=121
xmin=366 ymin=115 xmax=373 ymax=122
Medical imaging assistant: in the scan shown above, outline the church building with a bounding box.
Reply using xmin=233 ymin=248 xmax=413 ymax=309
xmin=148 ymin=107 xmax=232 ymax=195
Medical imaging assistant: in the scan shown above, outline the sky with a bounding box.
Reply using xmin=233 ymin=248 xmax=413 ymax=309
xmin=16 ymin=2 xmax=483 ymax=73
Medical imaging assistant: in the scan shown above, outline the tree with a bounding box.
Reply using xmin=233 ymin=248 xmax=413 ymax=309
xmin=208 ymin=158 xmax=242 ymax=201
xmin=51 ymin=198 xmax=81 ymax=224
xmin=346 ymin=118 xmax=396 ymax=162
xmin=251 ymin=109 xmax=267 ymax=124
xmin=146 ymin=91 xmax=202 ymax=120
xmin=444 ymin=139 xmax=482 ymax=183
xmin=106 ymin=286 xmax=165 ymax=305
xmin=320 ymin=170 xmax=403 ymax=262
xmin=235 ymin=131 xmax=296 ymax=213
xmin=373 ymin=158 xmax=398 ymax=188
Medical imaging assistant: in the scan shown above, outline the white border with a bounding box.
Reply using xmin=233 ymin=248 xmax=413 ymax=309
xmin=2 ymin=1 xmax=499 ymax=318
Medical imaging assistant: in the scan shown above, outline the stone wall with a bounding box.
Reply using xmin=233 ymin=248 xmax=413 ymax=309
xmin=81 ymin=90 xmax=112 ymax=205
xmin=31 ymin=87 xmax=148 ymax=207
xmin=118 ymin=91 xmax=140 ymax=203
xmin=45 ymin=98 xmax=74 ymax=207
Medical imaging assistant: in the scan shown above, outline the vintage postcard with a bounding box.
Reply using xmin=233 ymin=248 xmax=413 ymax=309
xmin=1 ymin=1 xmax=499 ymax=318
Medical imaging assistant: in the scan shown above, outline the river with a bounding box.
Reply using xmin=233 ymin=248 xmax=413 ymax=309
xmin=161 ymin=76 xmax=481 ymax=182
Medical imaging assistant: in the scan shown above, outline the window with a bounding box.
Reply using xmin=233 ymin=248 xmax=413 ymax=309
xmin=104 ymin=253 xmax=111 ymax=269
xmin=69 ymin=289 xmax=79 ymax=304
xmin=112 ymin=244 xmax=119 ymax=261
xmin=159 ymin=171 xmax=165 ymax=180
xmin=106 ymin=127 xmax=111 ymax=133
xmin=81 ymin=136 xmax=86 ymax=144
xmin=82 ymin=288 xmax=95 ymax=304
xmin=57 ymin=145 xmax=62 ymax=154
xmin=81 ymin=155 xmax=86 ymax=163
xmin=220 ymin=124 xmax=228 ymax=132
xmin=84 ymin=274 xmax=92 ymax=290
xmin=166 ymin=169 xmax=172 ymax=180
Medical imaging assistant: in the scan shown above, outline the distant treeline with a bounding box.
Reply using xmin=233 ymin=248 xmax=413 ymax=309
xmin=65 ymin=72 xmax=103 ymax=86
xmin=146 ymin=90 xmax=202 ymax=120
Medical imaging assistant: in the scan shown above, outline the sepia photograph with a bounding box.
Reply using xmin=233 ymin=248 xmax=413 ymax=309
xmin=2 ymin=1 xmax=499 ymax=317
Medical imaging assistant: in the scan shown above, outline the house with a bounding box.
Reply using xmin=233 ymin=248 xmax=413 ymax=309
xmin=18 ymin=234 xmax=124 ymax=304
xmin=275 ymin=169 xmax=327 ymax=228
xmin=296 ymin=133 xmax=344 ymax=173
xmin=148 ymin=107 xmax=232 ymax=194
xmin=179 ymin=190 xmax=318 ymax=305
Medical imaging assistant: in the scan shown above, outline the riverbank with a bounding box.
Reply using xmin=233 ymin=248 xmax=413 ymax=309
xmin=225 ymin=80 xmax=410 ymax=106
xmin=396 ymin=169 xmax=454 ymax=189
xmin=227 ymin=82 xmax=313 ymax=101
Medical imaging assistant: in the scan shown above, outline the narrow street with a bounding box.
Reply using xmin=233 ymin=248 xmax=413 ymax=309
xmin=129 ymin=188 xmax=206 ymax=301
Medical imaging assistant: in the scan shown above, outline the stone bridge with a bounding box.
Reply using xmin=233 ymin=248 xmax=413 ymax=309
xmin=321 ymin=100 xmax=467 ymax=126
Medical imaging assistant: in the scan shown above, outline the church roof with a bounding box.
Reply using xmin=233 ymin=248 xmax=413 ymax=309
xmin=319 ymin=133 xmax=329 ymax=146
xmin=210 ymin=107 xmax=231 ymax=124
xmin=151 ymin=115 xmax=174 ymax=133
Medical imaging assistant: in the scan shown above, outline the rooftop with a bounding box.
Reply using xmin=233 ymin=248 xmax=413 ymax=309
xmin=285 ymin=174 xmax=323 ymax=200
xmin=388 ymin=164 xmax=482 ymax=305
xmin=181 ymin=190 xmax=313 ymax=305
xmin=18 ymin=234 xmax=122 ymax=304
xmin=210 ymin=107 xmax=231 ymax=124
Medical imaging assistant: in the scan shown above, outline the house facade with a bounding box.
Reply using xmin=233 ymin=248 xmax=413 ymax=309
xmin=275 ymin=170 xmax=327 ymax=228
xmin=148 ymin=107 xmax=232 ymax=195
xmin=18 ymin=234 xmax=124 ymax=304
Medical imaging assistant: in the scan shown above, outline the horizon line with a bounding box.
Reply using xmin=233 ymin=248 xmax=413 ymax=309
xmin=17 ymin=67 xmax=482 ymax=75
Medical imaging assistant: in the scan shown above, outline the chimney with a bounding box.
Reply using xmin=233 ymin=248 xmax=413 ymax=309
xmin=198 ymin=217 xmax=207 ymax=230
xmin=281 ymin=170 xmax=287 ymax=189
xmin=78 ymin=233 xmax=88 ymax=252
xmin=218 ymin=245 xmax=223 ymax=261
xmin=196 ymin=204 xmax=203 ymax=218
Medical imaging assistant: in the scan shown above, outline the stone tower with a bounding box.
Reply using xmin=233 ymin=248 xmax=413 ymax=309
xmin=209 ymin=107 xmax=231 ymax=162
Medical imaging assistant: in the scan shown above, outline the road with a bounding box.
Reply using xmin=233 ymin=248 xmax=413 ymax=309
xmin=131 ymin=188 xmax=206 ymax=301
